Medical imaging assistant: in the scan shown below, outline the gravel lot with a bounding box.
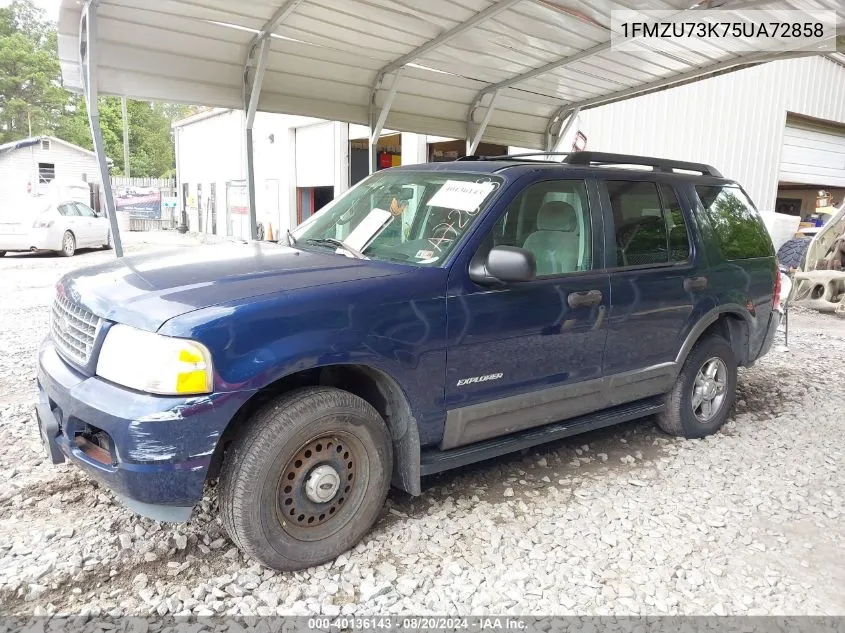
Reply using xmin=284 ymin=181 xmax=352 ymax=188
xmin=1 ymin=237 xmax=844 ymax=617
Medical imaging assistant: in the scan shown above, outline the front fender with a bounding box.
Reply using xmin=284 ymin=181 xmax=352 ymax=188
xmin=158 ymin=270 xmax=449 ymax=438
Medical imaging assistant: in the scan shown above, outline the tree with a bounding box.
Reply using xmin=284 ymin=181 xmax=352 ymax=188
xmin=2 ymin=0 xmax=200 ymax=177
xmin=55 ymin=95 xmax=193 ymax=177
xmin=0 ymin=0 xmax=66 ymax=143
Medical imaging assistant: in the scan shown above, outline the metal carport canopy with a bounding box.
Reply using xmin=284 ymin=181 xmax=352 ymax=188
xmin=57 ymin=0 xmax=842 ymax=254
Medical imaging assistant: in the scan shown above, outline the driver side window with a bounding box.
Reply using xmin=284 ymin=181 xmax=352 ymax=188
xmin=482 ymin=180 xmax=592 ymax=277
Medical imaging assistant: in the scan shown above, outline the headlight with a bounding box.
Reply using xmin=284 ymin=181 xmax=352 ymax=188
xmin=96 ymin=324 xmax=213 ymax=395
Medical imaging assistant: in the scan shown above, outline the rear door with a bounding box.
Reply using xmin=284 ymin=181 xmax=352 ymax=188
xmin=599 ymin=177 xmax=710 ymax=404
xmin=57 ymin=202 xmax=84 ymax=243
xmin=692 ymin=183 xmax=776 ymax=359
xmin=443 ymin=177 xmax=611 ymax=448
xmin=74 ymin=202 xmax=107 ymax=246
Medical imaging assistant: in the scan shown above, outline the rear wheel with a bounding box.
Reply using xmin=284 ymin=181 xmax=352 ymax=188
xmin=219 ymin=387 xmax=392 ymax=571
xmin=60 ymin=231 xmax=76 ymax=257
xmin=777 ymin=237 xmax=811 ymax=270
xmin=657 ymin=335 xmax=737 ymax=439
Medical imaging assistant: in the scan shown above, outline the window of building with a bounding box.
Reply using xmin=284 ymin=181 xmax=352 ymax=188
xmin=695 ymin=185 xmax=773 ymax=260
xmin=40 ymin=139 xmax=51 ymax=151
xmin=38 ymin=162 xmax=55 ymax=184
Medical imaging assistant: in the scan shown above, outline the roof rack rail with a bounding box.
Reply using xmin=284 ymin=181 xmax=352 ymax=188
xmin=456 ymin=152 xmax=568 ymax=162
xmin=563 ymin=151 xmax=723 ymax=177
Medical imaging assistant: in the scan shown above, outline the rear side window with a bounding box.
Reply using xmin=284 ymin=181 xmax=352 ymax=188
xmin=606 ymin=181 xmax=691 ymax=267
xmin=57 ymin=204 xmax=79 ymax=217
xmin=695 ymin=185 xmax=773 ymax=260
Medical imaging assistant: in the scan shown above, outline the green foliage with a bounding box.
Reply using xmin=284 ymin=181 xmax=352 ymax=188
xmin=1 ymin=0 xmax=198 ymax=177
xmin=0 ymin=1 xmax=65 ymax=143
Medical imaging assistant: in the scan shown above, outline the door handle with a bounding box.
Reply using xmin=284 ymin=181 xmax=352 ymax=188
xmin=567 ymin=289 xmax=603 ymax=308
xmin=683 ymin=276 xmax=708 ymax=292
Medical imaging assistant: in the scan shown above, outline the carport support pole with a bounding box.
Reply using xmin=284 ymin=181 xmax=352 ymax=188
xmin=78 ymin=2 xmax=123 ymax=258
xmin=545 ymin=107 xmax=580 ymax=155
xmin=368 ymin=70 xmax=403 ymax=174
xmin=467 ymin=89 xmax=499 ymax=156
xmin=243 ymin=36 xmax=271 ymax=241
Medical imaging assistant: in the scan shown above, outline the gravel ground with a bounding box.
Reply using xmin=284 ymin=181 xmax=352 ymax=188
xmin=1 ymin=239 xmax=844 ymax=617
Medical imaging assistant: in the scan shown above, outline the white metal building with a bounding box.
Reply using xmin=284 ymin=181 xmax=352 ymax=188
xmin=0 ymin=136 xmax=106 ymax=200
xmin=578 ymin=55 xmax=845 ymax=216
xmin=174 ymin=54 xmax=845 ymax=239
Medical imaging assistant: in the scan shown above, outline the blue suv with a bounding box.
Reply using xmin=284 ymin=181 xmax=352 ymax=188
xmin=36 ymin=152 xmax=781 ymax=571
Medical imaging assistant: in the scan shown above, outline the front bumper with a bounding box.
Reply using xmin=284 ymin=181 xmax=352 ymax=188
xmin=36 ymin=340 xmax=253 ymax=522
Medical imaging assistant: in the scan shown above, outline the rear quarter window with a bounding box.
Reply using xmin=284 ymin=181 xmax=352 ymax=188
xmin=695 ymin=185 xmax=774 ymax=260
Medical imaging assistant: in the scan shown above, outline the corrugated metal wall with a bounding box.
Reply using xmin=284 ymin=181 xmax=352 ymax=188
xmin=579 ymin=57 xmax=845 ymax=211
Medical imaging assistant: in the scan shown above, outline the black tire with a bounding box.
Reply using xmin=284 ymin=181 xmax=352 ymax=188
xmin=657 ymin=335 xmax=737 ymax=439
xmin=219 ymin=387 xmax=392 ymax=571
xmin=777 ymin=237 xmax=811 ymax=270
xmin=60 ymin=231 xmax=76 ymax=257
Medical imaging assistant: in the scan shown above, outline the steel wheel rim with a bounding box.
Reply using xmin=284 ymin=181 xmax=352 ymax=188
xmin=692 ymin=356 xmax=727 ymax=422
xmin=276 ymin=432 xmax=364 ymax=541
xmin=63 ymin=233 xmax=74 ymax=255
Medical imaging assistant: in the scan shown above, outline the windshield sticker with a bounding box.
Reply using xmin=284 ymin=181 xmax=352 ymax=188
xmin=344 ymin=208 xmax=393 ymax=251
xmin=414 ymin=249 xmax=434 ymax=260
xmin=428 ymin=180 xmax=496 ymax=213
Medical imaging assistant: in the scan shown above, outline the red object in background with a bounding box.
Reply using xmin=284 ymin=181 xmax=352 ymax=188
xmin=379 ymin=152 xmax=392 ymax=169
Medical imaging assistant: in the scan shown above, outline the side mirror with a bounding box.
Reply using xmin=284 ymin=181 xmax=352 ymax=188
xmin=470 ymin=245 xmax=536 ymax=285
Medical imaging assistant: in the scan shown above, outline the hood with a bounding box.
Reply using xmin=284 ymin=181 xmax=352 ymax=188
xmin=61 ymin=243 xmax=404 ymax=331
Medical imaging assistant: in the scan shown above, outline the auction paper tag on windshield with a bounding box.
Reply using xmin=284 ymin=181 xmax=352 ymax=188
xmin=428 ymin=180 xmax=495 ymax=212
xmin=344 ymin=208 xmax=393 ymax=251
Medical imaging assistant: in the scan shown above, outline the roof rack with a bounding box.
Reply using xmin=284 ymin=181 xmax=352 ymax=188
xmin=456 ymin=151 xmax=723 ymax=178
xmin=455 ymin=153 xmax=565 ymax=162
xmin=563 ymin=151 xmax=723 ymax=177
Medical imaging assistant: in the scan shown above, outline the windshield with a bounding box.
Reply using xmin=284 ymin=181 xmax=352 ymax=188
xmin=293 ymin=170 xmax=503 ymax=266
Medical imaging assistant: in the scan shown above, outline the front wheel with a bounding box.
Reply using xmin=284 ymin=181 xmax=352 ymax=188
xmin=60 ymin=231 xmax=76 ymax=257
xmin=219 ymin=387 xmax=392 ymax=571
xmin=657 ymin=335 xmax=737 ymax=439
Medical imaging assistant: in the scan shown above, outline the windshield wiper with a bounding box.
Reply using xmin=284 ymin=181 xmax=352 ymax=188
xmin=304 ymin=238 xmax=368 ymax=260
xmin=286 ymin=228 xmax=297 ymax=247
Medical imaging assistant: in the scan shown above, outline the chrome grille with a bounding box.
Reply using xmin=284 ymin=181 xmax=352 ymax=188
xmin=51 ymin=293 xmax=101 ymax=366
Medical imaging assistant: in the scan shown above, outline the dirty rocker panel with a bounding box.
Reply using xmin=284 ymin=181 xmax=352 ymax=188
xmin=442 ymin=363 xmax=677 ymax=450
xmin=424 ymin=396 xmax=666 ymax=474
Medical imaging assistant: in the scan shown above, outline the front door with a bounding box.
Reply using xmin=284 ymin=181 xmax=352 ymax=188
xmin=443 ymin=177 xmax=610 ymax=449
xmin=599 ymin=178 xmax=706 ymax=404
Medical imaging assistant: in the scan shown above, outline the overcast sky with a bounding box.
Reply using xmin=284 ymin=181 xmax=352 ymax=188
xmin=1 ymin=0 xmax=59 ymax=21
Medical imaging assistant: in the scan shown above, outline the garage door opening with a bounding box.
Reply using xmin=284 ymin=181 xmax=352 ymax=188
xmin=778 ymin=115 xmax=845 ymax=223
xmin=297 ymin=186 xmax=334 ymax=224
xmin=350 ymin=133 xmax=402 ymax=186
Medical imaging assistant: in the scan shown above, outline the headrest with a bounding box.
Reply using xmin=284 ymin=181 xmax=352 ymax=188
xmin=537 ymin=201 xmax=577 ymax=231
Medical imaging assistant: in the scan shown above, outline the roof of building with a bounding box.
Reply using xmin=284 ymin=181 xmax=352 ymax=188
xmin=0 ymin=135 xmax=113 ymax=164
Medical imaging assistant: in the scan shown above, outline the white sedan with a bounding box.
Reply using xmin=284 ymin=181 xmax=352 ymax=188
xmin=0 ymin=199 xmax=112 ymax=257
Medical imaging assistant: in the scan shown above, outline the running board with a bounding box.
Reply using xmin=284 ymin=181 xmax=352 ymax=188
xmin=419 ymin=397 xmax=665 ymax=476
